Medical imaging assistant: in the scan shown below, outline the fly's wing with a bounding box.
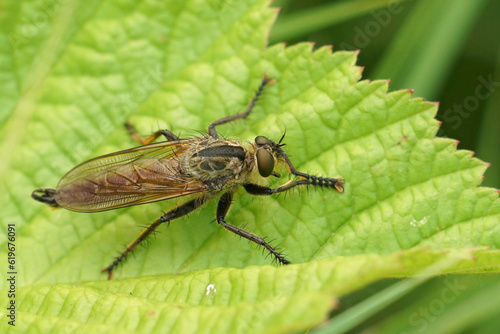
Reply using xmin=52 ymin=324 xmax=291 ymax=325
xmin=54 ymin=139 xmax=207 ymax=212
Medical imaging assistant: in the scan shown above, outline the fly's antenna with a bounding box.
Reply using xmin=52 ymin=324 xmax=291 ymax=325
xmin=278 ymin=129 xmax=286 ymax=147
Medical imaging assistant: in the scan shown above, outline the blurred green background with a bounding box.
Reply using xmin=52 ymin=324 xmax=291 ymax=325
xmin=270 ymin=0 xmax=500 ymax=333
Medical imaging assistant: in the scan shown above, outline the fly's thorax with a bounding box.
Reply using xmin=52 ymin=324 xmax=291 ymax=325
xmin=181 ymin=137 xmax=255 ymax=183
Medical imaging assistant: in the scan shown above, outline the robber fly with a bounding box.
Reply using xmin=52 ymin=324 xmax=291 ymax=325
xmin=32 ymin=75 xmax=344 ymax=279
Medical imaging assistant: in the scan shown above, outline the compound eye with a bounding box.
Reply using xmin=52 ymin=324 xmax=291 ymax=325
xmin=256 ymin=148 xmax=275 ymax=177
xmin=255 ymin=136 xmax=270 ymax=146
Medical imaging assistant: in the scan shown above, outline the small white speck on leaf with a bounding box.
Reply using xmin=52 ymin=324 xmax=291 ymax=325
xmin=410 ymin=216 xmax=429 ymax=227
xmin=206 ymin=283 xmax=216 ymax=296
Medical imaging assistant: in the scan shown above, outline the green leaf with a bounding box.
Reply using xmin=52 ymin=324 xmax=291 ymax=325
xmin=0 ymin=0 xmax=499 ymax=333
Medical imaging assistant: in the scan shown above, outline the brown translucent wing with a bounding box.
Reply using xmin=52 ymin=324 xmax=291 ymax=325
xmin=54 ymin=139 xmax=207 ymax=212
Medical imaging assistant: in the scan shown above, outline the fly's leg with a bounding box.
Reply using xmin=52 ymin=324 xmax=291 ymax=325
xmin=125 ymin=121 xmax=180 ymax=145
xmin=238 ymin=177 xmax=343 ymax=265
xmin=264 ymin=139 xmax=345 ymax=193
xmin=101 ymin=195 xmax=208 ymax=279
xmin=243 ymin=175 xmax=344 ymax=196
xmin=208 ymin=74 xmax=275 ymax=138
xmin=216 ymin=192 xmax=290 ymax=265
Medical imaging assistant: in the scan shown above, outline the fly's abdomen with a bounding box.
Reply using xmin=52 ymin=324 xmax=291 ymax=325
xmin=54 ymin=176 xmax=143 ymax=212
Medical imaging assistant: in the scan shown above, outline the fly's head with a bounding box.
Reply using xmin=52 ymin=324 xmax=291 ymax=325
xmin=252 ymin=133 xmax=344 ymax=194
xmin=252 ymin=134 xmax=288 ymax=178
